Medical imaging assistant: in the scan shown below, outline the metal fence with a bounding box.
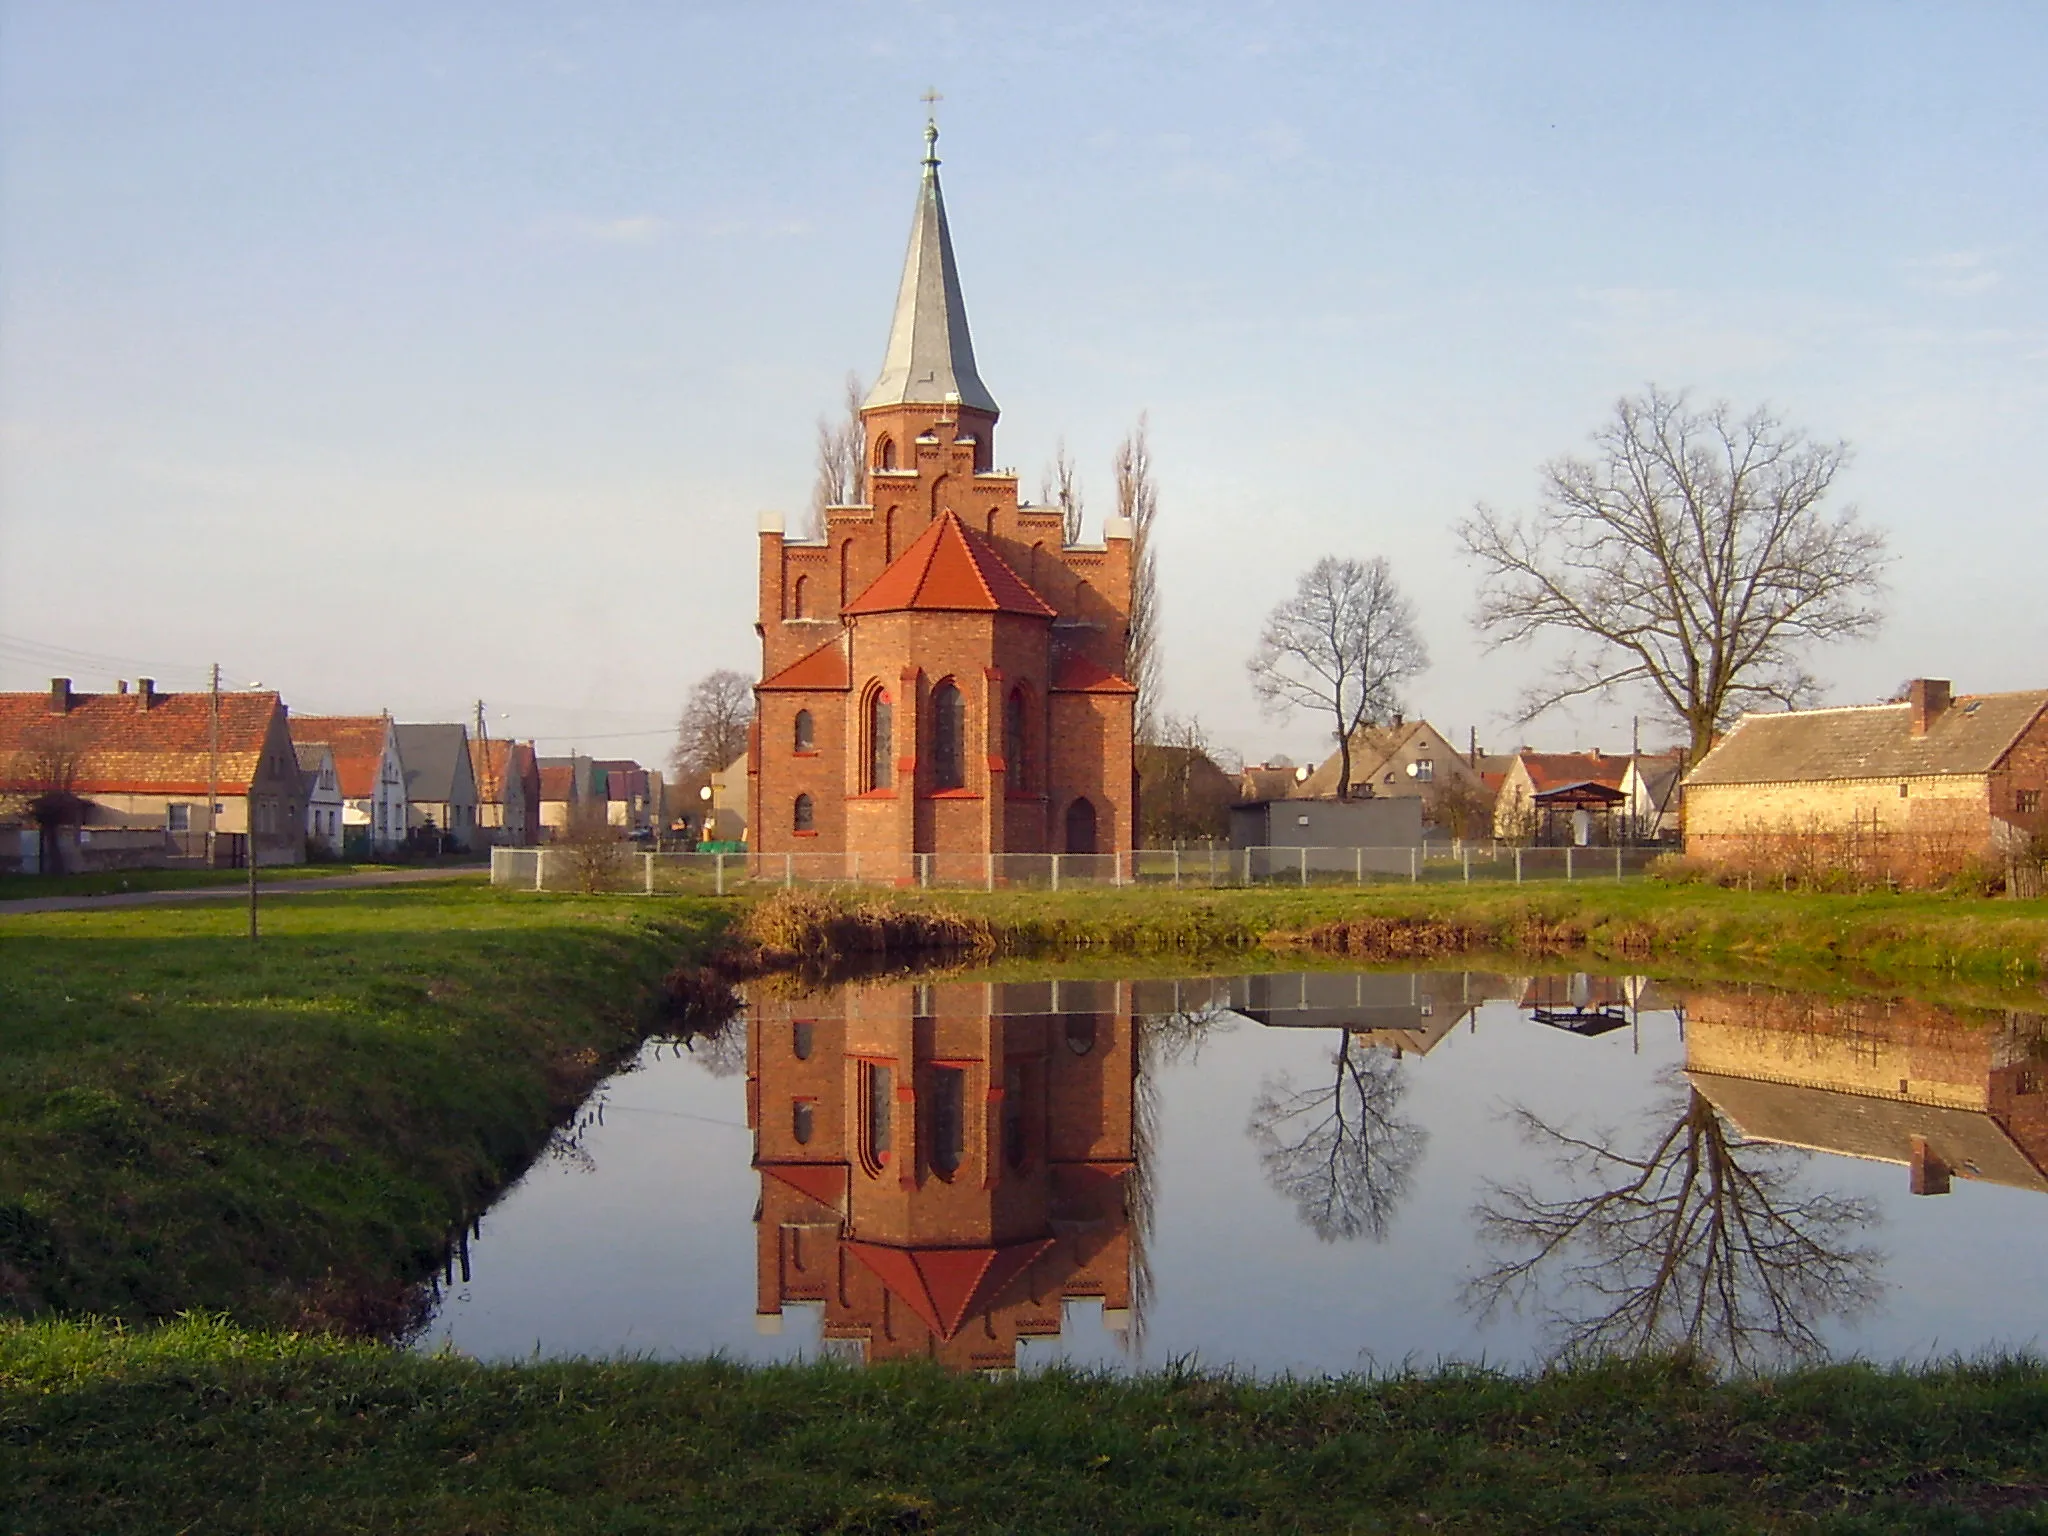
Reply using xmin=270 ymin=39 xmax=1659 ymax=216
xmin=491 ymin=843 xmax=1668 ymax=895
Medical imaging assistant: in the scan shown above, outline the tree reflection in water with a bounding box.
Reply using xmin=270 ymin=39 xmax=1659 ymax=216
xmin=1464 ymin=1080 xmax=1883 ymax=1370
xmin=1248 ymin=1034 xmax=1426 ymax=1242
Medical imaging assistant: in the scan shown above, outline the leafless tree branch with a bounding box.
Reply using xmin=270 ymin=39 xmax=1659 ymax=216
xmin=807 ymin=371 xmax=867 ymax=539
xmin=1459 ymin=386 xmax=1888 ymax=764
xmin=1246 ymin=555 xmax=1429 ymax=799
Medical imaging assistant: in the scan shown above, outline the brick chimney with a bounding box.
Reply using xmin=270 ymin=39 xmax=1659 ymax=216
xmin=1908 ymin=1135 xmax=1951 ymax=1197
xmin=138 ymin=678 xmax=159 ymax=711
xmin=1907 ymin=678 xmax=1951 ymax=736
xmin=48 ymin=677 xmax=72 ymax=714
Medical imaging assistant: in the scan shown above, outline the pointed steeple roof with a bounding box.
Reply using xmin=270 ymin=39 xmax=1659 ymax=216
xmin=863 ymin=121 xmax=999 ymax=416
xmin=842 ymin=511 xmax=1055 ymax=618
xmin=842 ymin=1238 xmax=1053 ymax=1340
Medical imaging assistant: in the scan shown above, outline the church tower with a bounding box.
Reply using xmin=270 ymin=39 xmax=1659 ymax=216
xmin=750 ymin=122 xmax=1136 ymax=879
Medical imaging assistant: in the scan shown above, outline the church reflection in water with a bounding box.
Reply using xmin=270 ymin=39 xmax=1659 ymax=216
xmin=746 ymin=979 xmax=1138 ymax=1370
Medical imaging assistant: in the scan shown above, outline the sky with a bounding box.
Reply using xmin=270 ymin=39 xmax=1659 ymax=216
xmin=2 ymin=2 xmax=2043 ymax=773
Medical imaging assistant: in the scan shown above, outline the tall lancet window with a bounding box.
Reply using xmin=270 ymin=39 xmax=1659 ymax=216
xmin=930 ymin=680 xmax=965 ymax=791
xmin=1005 ymin=686 xmax=1030 ymax=792
xmin=866 ymin=687 xmax=894 ymax=792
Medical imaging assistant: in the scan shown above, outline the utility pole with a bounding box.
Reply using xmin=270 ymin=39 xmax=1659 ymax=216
xmin=207 ymin=663 xmax=221 ymax=868
xmin=248 ymin=683 xmax=263 ymax=943
xmin=474 ymin=699 xmax=496 ymax=840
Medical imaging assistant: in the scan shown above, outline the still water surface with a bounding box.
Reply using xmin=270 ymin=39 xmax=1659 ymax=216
xmin=418 ymin=969 xmax=2048 ymax=1375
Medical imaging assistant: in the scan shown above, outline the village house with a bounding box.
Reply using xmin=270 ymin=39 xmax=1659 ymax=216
xmin=0 ymin=678 xmax=305 ymax=871
xmin=291 ymin=715 xmax=409 ymax=855
xmin=1682 ymin=679 xmax=2048 ymax=880
xmin=1618 ymin=751 xmax=1687 ymax=843
xmin=748 ymin=123 xmax=1136 ymax=878
xmin=1491 ymin=750 xmax=1631 ymax=846
xmin=470 ymin=737 xmax=540 ymax=847
xmin=595 ymin=758 xmax=665 ymax=837
xmin=295 ymin=740 xmax=344 ymax=855
xmin=1295 ymin=719 xmax=1497 ymax=837
xmin=395 ymin=723 xmax=479 ymax=851
xmin=537 ymin=754 xmax=602 ymax=840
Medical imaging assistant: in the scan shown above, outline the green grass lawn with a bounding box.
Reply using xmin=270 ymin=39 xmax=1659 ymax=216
xmin=0 ymin=884 xmax=728 ymax=1330
xmin=0 ymin=860 xmax=491 ymax=902
xmin=5 ymin=1318 xmax=2047 ymax=1534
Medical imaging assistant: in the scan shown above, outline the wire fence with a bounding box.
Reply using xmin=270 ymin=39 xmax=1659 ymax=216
xmin=490 ymin=843 xmax=1669 ymax=895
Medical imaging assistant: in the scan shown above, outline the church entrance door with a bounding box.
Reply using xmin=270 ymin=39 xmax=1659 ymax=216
xmin=1064 ymin=797 xmax=1098 ymax=855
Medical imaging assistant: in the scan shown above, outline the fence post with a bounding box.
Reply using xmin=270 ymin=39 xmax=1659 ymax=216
xmin=1355 ymin=848 xmax=1363 ymax=885
xmin=1463 ymin=848 xmax=1471 ymax=883
xmin=534 ymin=849 xmax=547 ymax=891
xmin=1174 ymin=847 xmax=1182 ymax=888
xmin=1616 ymin=845 xmax=1624 ymax=881
xmin=1514 ymin=847 xmax=1523 ymax=885
xmin=1410 ymin=847 xmax=1419 ymax=883
xmin=1299 ymin=847 xmax=1308 ymax=887
xmin=785 ymin=852 xmax=794 ymax=888
xmin=1566 ymin=846 xmax=1575 ymax=881
xmin=715 ymin=852 xmax=726 ymax=898
xmin=1051 ymin=853 xmax=1061 ymax=892
xmin=985 ymin=852 xmax=995 ymax=892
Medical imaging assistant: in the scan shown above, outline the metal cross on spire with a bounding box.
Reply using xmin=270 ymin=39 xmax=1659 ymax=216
xmin=921 ymin=87 xmax=942 ymax=166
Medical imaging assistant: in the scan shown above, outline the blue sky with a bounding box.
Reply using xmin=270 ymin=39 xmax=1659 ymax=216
xmin=3 ymin=3 xmax=2042 ymax=769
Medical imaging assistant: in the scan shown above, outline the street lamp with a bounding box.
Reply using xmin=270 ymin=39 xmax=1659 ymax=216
xmin=699 ymin=782 xmax=713 ymax=846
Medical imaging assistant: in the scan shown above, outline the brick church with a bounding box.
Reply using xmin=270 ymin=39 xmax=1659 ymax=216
xmin=748 ymin=124 xmax=1136 ymax=877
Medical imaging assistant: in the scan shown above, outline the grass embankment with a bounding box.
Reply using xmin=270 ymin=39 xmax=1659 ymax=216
xmin=7 ymin=1320 xmax=2048 ymax=1534
xmin=0 ymin=883 xmax=729 ymax=1331
xmin=869 ymin=881 xmax=2048 ymax=988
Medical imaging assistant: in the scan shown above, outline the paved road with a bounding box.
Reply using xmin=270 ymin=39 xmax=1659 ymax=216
xmin=0 ymin=866 xmax=487 ymax=916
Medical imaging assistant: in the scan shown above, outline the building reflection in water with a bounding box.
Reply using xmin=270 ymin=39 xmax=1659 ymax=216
xmin=1684 ymin=993 xmax=2048 ymax=1197
xmin=747 ymin=978 xmax=1138 ymax=1371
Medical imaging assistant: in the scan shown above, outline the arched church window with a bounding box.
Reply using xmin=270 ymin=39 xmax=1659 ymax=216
xmin=859 ymin=1061 xmax=893 ymax=1173
xmin=792 ymin=1021 xmax=814 ymax=1060
xmin=792 ymin=1100 xmax=815 ymax=1146
xmin=791 ymin=575 xmax=808 ymax=619
xmin=1064 ymin=1014 xmax=1098 ymax=1056
xmin=792 ymin=793 xmax=814 ymax=832
xmin=793 ymin=709 xmax=814 ymax=753
xmin=866 ymin=688 xmax=893 ymax=792
xmin=930 ymin=680 xmax=966 ymax=791
xmin=928 ymin=1066 xmax=965 ymax=1179
xmin=1005 ymin=686 xmax=1031 ymax=792
xmin=876 ymin=436 xmax=896 ymax=471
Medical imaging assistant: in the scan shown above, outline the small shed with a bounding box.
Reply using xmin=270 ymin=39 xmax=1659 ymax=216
xmin=1229 ymin=795 xmax=1423 ymax=875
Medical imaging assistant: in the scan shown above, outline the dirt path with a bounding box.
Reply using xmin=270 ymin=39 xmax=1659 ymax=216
xmin=0 ymin=866 xmax=487 ymax=915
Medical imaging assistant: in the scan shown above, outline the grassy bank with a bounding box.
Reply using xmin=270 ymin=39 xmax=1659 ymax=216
xmin=6 ymin=1319 xmax=2048 ymax=1534
xmin=0 ymin=884 xmax=729 ymax=1331
xmin=870 ymin=881 xmax=2048 ymax=988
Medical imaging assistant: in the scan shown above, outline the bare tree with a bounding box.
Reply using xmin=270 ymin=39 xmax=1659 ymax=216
xmin=2 ymin=720 xmax=93 ymax=876
xmin=670 ymin=669 xmax=755 ymax=783
xmin=554 ymin=797 xmax=630 ymax=894
xmin=1247 ymin=555 xmax=1429 ymax=801
xmin=1039 ymin=438 xmax=1084 ymax=546
xmin=1136 ymin=712 xmax=1235 ymax=844
xmin=1115 ymin=415 xmax=1162 ymax=743
xmin=807 ymin=371 xmax=867 ymax=539
xmin=1247 ymin=1034 xmax=1427 ymax=1243
xmin=1460 ymin=387 xmax=1888 ymax=766
xmin=1464 ymin=1084 xmax=1883 ymax=1371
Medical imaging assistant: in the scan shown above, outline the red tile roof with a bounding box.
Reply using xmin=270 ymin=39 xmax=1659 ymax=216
xmin=0 ymin=688 xmax=281 ymax=796
xmin=842 ymin=510 xmax=1056 ymax=618
xmin=841 ymin=1238 xmax=1056 ymax=1341
xmin=1051 ymin=652 xmax=1137 ymax=694
xmin=539 ymin=765 xmax=577 ymax=802
xmin=292 ymin=716 xmax=393 ymax=800
xmin=761 ymin=633 xmax=852 ymax=692
xmin=1516 ymin=751 xmax=1627 ymax=794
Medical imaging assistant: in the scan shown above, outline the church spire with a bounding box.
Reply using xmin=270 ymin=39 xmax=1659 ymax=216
xmin=863 ymin=118 xmax=999 ymax=417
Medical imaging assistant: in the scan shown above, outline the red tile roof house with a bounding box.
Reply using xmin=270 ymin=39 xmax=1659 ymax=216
xmin=291 ymin=716 xmax=409 ymax=855
xmin=470 ymin=738 xmax=541 ymax=847
xmin=1492 ymin=750 xmax=1631 ymax=847
xmin=0 ymin=677 xmax=306 ymax=872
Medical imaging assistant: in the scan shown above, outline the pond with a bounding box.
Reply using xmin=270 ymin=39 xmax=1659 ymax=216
xmin=415 ymin=968 xmax=2048 ymax=1375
